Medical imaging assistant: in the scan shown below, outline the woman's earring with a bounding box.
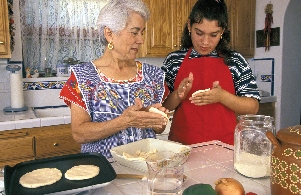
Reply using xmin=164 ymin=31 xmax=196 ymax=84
xmin=108 ymin=41 xmax=114 ymax=50
xmin=189 ymin=31 xmax=191 ymax=36
xmin=220 ymin=34 xmax=223 ymax=40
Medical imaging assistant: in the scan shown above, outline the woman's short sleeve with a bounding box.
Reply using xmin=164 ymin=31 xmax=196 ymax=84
xmin=59 ymin=72 xmax=87 ymax=110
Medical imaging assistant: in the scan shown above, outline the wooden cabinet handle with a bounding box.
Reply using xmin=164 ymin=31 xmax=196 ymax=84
xmin=53 ymin=143 xmax=58 ymax=146
xmin=0 ymin=41 xmax=4 ymax=44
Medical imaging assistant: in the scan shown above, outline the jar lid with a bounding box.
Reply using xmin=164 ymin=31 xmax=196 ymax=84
xmin=276 ymin=125 xmax=301 ymax=146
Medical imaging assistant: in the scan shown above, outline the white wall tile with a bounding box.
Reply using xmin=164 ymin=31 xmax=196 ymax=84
xmin=0 ymin=112 xmax=14 ymax=122
xmin=0 ymin=64 xmax=11 ymax=110
xmin=50 ymin=89 xmax=65 ymax=106
xmin=24 ymin=90 xmax=51 ymax=107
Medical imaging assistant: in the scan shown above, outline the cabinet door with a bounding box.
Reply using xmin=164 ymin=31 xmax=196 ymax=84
xmin=175 ymin=0 xmax=197 ymax=50
xmin=139 ymin=0 xmax=197 ymax=57
xmin=140 ymin=0 xmax=176 ymax=57
xmin=0 ymin=131 xmax=35 ymax=167
xmin=227 ymin=0 xmax=256 ymax=58
xmin=35 ymin=131 xmax=80 ymax=158
xmin=0 ymin=0 xmax=11 ymax=58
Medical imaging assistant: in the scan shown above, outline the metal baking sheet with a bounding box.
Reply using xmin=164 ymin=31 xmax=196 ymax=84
xmin=4 ymin=153 xmax=116 ymax=195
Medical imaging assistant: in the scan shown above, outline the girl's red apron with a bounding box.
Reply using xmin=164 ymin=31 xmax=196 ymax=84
xmin=169 ymin=48 xmax=236 ymax=145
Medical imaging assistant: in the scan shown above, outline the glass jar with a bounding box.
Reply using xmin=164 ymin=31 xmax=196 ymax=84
xmin=234 ymin=115 xmax=275 ymax=178
xmin=146 ymin=151 xmax=187 ymax=194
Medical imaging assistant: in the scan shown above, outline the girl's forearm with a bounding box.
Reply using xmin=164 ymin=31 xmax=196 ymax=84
xmin=162 ymin=90 xmax=182 ymax=111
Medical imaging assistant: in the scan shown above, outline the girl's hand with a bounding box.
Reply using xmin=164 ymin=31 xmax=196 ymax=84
xmin=177 ymin=72 xmax=194 ymax=100
xmin=189 ymin=81 xmax=223 ymax=106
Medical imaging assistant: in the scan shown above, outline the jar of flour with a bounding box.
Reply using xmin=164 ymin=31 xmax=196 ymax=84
xmin=234 ymin=115 xmax=275 ymax=178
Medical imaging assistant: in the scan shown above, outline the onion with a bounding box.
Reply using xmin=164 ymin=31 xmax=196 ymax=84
xmin=214 ymin=178 xmax=245 ymax=195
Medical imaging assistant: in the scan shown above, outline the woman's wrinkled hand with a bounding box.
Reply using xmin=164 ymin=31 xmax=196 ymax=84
xmin=189 ymin=81 xmax=223 ymax=106
xmin=121 ymin=98 xmax=168 ymax=129
xmin=177 ymin=72 xmax=194 ymax=100
xmin=147 ymin=103 xmax=169 ymax=115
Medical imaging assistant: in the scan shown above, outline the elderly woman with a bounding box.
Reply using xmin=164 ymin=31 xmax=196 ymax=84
xmin=60 ymin=0 xmax=168 ymax=158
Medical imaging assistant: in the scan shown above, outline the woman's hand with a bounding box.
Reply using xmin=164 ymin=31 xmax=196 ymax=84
xmin=177 ymin=72 xmax=194 ymax=100
xmin=122 ymin=98 xmax=168 ymax=129
xmin=147 ymin=103 xmax=169 ymax=116
xmin=71 ymin=98 xmax=168 ymax=144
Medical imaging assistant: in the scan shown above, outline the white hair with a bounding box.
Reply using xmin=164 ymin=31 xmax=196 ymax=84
xmin=96 ymin=0 xmax=150 ymax=44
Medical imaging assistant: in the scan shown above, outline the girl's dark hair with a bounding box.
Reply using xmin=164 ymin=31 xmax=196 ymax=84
xmin=181 ymin=0 xmax=231 ymax=64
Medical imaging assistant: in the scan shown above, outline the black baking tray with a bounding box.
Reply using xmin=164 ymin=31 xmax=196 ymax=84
xmin=4 ymin=153 xmax=116 ymax=195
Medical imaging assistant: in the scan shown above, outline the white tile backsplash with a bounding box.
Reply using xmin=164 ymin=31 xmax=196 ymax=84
xmin=0 ymin=75 xmax=69 ymax=130
xmin=24 ymin=87 xmax=64 ymax=107
xmin=248 ymin=58 xmax=274 ymax=95
xmin=0 ymin=63 xmax=11 ymax=111
xmin=51 ymin=89 xmax=65 ymax=106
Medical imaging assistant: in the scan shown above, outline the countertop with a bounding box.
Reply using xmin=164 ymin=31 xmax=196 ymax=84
xmin=0 ymin=141 xmax=270 ymax=195
xmin=0 ymin=107 xmax=71 ymax=131
xmin=73 ymin=140 xmax=270 ymax=195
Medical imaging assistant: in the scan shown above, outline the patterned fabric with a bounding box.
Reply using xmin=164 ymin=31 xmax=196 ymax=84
xmin=19 ymin=0 xmax=110 ymax=72
xmin=161 ymin=48 xmax=261 ymax=101
xmin=60 ymin=61 xmax=165 ymax=158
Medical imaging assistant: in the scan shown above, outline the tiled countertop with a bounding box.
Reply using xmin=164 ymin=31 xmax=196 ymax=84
xmin=0 ymin=141 xmax=270 ymax=195
xmin=0 ymin=107 xmax=71 ymax=131
xmin=77 ymin=140 xmax=271 ymax=195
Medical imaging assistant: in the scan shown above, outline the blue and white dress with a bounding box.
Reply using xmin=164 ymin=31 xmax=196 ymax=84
xmin=60 ymin=61 xmax=165 ymax=158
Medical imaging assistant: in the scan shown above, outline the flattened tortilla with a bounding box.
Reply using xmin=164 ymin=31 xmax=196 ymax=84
xmin=192 ymin=88 xmax=210 ymax=97
xmin=65 ymin=165 xmax=100 ymax=180
xmin=19 ymin=168 xmax=62 ymax=188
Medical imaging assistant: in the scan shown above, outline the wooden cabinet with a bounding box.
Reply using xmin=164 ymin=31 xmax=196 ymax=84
xmin=225 ymin=0 xmax=256 ymax=58
xmin=138 ymin=0 xmax=255 ymax=58
xmin=0 ymin=0 xmax=11 ymax=58
xmin=34 ymin=126 xmax=81 ymax=159
xmin=0 ymin=131 xmax=35 ymax=166
xmin=0 ymin=124 xmax=80 ymax=167
xmin=138 ymin=0 xmax=197 ymax=57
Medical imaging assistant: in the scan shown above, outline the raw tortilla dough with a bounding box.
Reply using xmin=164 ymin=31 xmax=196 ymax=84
xmin=19 ymin=168 xmax=62 ymax=188
xmin=123 ymin=149 xmax=158 ymax=161
xmin=65 ymin=165 xmax=100 ymax=180
xmin=149 ymin=107 xmax=168 ymax=119
xmin=192 ymin=88 xmax=210 ymax=97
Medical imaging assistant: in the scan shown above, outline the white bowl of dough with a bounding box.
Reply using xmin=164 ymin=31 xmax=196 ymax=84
xmin=110 ymin=138 xmax=191 ymax=172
